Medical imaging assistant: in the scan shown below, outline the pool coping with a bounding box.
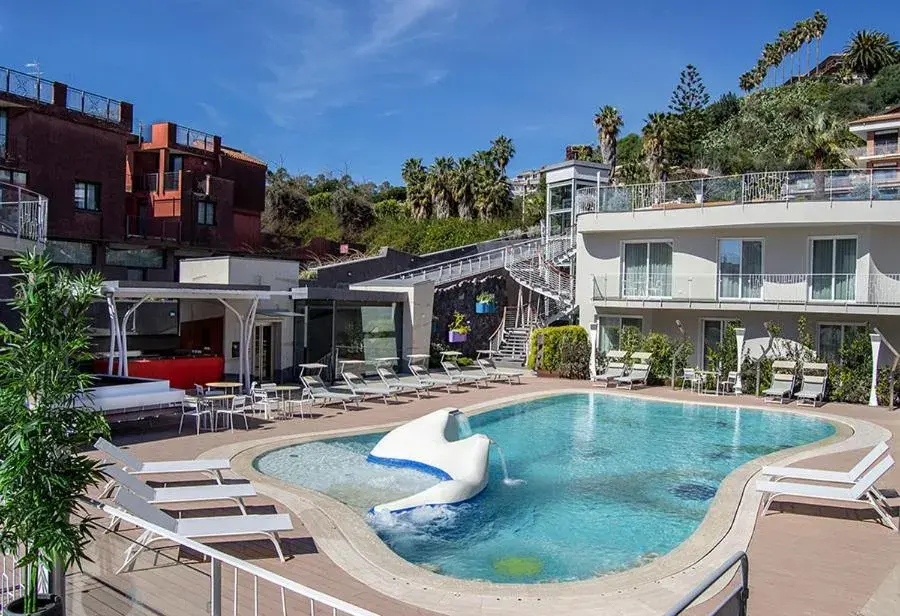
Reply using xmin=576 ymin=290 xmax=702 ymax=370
xmin=206 ymin=389 xmax=891 ymax=615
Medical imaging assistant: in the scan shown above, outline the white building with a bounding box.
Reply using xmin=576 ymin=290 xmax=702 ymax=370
xmin=510 ymin=168 xmax=543 ymax=199
xmin=572 ymin=169 xmax=900 ymax=367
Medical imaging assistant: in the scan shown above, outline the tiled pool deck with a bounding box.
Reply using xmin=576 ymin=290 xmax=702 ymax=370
xmin=75 ymin=376 xmax=900 ymax=615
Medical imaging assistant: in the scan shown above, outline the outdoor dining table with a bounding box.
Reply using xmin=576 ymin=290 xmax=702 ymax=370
xmin=274 ymin=385 xmax=304 ymax=418
xmin=696 ymin=370 xmax=721 ymax=396
xmin=205 ymin=381 xmax=243 ymax=394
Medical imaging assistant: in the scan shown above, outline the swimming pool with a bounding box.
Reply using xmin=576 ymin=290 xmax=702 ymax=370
xmin=255 ymin=393 xmax=834 ymax=583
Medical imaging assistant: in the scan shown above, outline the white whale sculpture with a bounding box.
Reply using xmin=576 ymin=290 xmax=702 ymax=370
xmin=368 ymin=408 xmax=490 ymax=513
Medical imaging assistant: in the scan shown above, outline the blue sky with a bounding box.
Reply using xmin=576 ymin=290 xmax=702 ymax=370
xmin=2 ymin=0 xmax=898 ymax=183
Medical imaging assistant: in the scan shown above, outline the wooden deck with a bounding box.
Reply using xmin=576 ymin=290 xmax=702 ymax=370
xmin=68 ymin=378 xmax=900 ymax=615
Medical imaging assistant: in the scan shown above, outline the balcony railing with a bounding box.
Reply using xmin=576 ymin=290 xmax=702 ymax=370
xmin=581 ymin=168 xmax=900 ymax=214
xmin=848 ymin=143 xmax=900 ymax=158
xmin=65 ymin=86 xmax=122 ymax=123
xmin=0 ymin=182 xmax=48 ymax=244
xmin=0 ymin=66 xmax=52 ymax=103
xmin=0 ymin=135 xmax=27 ymax=165
xmin=175 ymin=124 xmax=216 ymax=152
xmin=163 ymin=171 xmax=180 ymax=191
xmin=126 ymin=215 xmax=181 ymax=242
xmin=592 ymin=273 xmax=900 ymax=306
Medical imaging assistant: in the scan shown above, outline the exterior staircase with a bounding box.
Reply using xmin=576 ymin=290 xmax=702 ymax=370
xmin=489 ymin=306 xmax=538 ymax=364
xmin=503 ymin=230 xmax=576 ymax=323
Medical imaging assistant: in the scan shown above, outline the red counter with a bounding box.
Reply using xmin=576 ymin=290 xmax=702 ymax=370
xmin=94 ymin=356 xmax=225 ymax=391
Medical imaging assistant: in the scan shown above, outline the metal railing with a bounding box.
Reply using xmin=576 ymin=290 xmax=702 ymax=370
xmin=1 ymin=547 xmax=49 ymax=612
xmin=163 ymin=171 xmax=181 ymax=191
xmin=175 ymin=124 xmax=216 ymax=152
xmin=592 ymin=272 xmax=900 ymax=306
xmin=0 ymin=182 xmax=48 ymax=244
xmin=126 ymin=215 xmax=181 ymax=242
xmin=664 ymin=551 xmax=748 ymax=616
xmin=379 ymin=237 xmax=543 ymax=286
xmin=0 ymin=66 xmax=53 ymax=104
xmin=848 ymin=143 xmax=900 ymax=157
xmin=65 ymin=86 xmax=122 ymax=123
xmin=95 ymin=502 xmax=379 ymax=616
xmin=581 ymin=168 xmax=900 ymax=214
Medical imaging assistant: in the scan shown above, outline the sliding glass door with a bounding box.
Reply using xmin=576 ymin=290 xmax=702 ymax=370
xmin=622 ymin=241 xmax=672 ymax=298
xmin=718 ymin=239 xmax=762 ymax=300
xmin=810 ymin=238 xmax=856 ymax=301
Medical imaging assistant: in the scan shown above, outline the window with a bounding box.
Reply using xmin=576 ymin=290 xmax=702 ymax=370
xmin=873 ymin=130 xmax=898 ymax=155
xmin=74 ymin=181 xmax=100 ymax=211
xmin=622 ymin=240 xmax=672 ymax=297
xmin=105 ymin=247 xmax=164 ymax=269
xmin=45 ymin=240 xmax=93 ymax=265
xmin=718 ymin=239 xmax=762 ymax=299
xmin=168 ymin=155 xmax=183 ymax=173
xmin=810 ymin=237 xmax=856 ymax=301
xmin=197 ymin=199 xmax=216 ymax=226
xmin=0 ymin=168 xmax=27 ymax=185
xmin=596 ymin=316 xmax=643 ymax=353
xmin=873 ymin=163 xmax=898 ymax=184
xmin=817 ymin=323 xmax=866 ymax=363
xmin=701 ymin=319 xmax=724 ymax=369
xmin=548 ymin=184 xmax=572 ymax=212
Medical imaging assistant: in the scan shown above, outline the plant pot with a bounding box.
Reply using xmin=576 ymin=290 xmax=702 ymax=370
xmin=475 ymin=301 xmax=496 ymax=314
xmin=448 ymin=331 xmax=467 ymax=343
xmin=4 ymin=595 xmax=63 ymax=616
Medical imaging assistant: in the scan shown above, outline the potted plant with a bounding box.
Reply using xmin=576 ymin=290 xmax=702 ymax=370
xmin=0 ymin=253 xmax=110 ymax=616
xmin=475 ymin=291 xmax=496 ymax=314
xmin=448 ymin=311 xmax=471 ymax=343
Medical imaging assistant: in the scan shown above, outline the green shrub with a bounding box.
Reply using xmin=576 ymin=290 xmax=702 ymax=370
xmin=527 ymin=325 xmax=590 ymax=379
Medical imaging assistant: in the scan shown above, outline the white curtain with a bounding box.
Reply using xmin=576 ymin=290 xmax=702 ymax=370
xmin=741 ymin=240 xmax=762 ymax=299
xmin=834 ymin=238 xmax=856 ymax=301
xmin=718 ymin=239 xmax=741 ymax=298
xmin=648 ymin=242 xmax=672 ymax=297
xmin=811 ymin=239 xmax=834 ymax=300
xmin=623 ymin=244 xmax=647 ymax=296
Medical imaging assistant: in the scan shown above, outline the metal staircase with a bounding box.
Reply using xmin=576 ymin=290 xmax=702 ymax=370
xmin=488 ymin=303 xmax=539 ymax=364
xmin=502 ymin=230 xmax=576 ymax=324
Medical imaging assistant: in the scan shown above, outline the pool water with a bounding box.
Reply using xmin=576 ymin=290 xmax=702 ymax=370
xmin=255 ymin=393 xmax=834 ymax=583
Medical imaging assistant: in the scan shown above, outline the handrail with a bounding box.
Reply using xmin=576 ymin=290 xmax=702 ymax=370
xmin=94 ymin=500 xmax=379 ymax=616
xmin=664 ymin=551 xmax=748 ymax=616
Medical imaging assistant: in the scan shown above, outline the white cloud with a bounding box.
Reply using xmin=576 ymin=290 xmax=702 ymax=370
xmin=258 ymin=0 xmax=463 ymax=126
xmin=197 ymin=101 xmax=227 ymax=128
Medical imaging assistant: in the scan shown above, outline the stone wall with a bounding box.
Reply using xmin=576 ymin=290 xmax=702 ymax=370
xmin=432 ymin=275 xmax=506 ymax=359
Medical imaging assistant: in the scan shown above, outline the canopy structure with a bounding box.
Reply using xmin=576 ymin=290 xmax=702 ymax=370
xmin=101 ymin=281 xmax=279 ymax=392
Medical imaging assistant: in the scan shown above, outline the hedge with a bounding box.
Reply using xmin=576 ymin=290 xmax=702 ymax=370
xmin=526 ymin=325 xmax=590 ymax=379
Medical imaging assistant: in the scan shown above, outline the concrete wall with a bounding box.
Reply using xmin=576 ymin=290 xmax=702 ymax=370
xmin=431 ymin=275 xmax=506 ymax=357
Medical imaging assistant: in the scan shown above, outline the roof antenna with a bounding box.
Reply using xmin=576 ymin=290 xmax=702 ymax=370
xmin=24 ymin=61 xmax=42 ymax=79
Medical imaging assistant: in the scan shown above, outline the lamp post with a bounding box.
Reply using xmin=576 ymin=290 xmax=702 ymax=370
xmin=588 ymin=321 xmax=598 ymax=381
xmin=869 ymin=333 xmax=881 ymax=407
xmin=734 ymin=327 xmax=746 ymax=395
xmin=672 ymin=319 xmax=686 ymax=390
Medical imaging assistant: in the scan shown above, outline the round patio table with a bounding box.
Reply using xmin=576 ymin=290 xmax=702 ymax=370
xmin=204 ymin=393 xmax=235 ymax=430
xmin=696 ymin=371 xmax=720 ymax=396
xmin=274 ymin=385 xmax=304 ymax=418
xmin=205 ymin=381 xmax=243 ymax=394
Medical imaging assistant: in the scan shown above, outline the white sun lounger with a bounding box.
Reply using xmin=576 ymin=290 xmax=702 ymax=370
xmin=341 ymin=371 xmax=400 ymax=403
xmin=376 ymin=366 xmax=431 ymax=398
xmin=475 ymin=357 xmax=523 ymax=384
xmin=95 ymin=438 xmax=230 ymax=498
xmin=112 ymin=489 xmax=293 ymax=572
xmin=796 ymin=363 xmax=828 ymax=407
xmin=763 ymin=361 xmax=796 ymax=404
xmin=761 ymin=442 xmax=889 ymax=485
xmin=300 ymin=375 xmax=361 ymax=411
xmin=594 ymin=361 xmax=626 ymax=387
xmin=409 ymin=363 xmax=459 ymax=393
xmin=442 ymin=360 xmax=487 ymax=388
xmin=103 ymin=465 xmax=256 ymax=513
xmin=756 ymin=455 xmax=897 ymax=531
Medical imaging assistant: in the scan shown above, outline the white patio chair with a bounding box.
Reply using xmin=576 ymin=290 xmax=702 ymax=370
xmin=717 ymin=371 xmax=738 ymax=395
xmin=179 ymin=395 xmax=212 ymax=435
xmin=216 ymin=394 xmax=251 ymax=431
xmin=112 ymin=489 xmax=293 ymax=572
xmin=761 ymin=442 xmax=889 ymax=485
xmin=756 ymin=455 xmax=897 ymax=531
xmin=680 ymin=367 xmax=703 ymax=393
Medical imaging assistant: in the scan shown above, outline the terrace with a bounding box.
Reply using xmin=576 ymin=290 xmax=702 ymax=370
xmin=3 ymin=380 xmax=896 ymax=616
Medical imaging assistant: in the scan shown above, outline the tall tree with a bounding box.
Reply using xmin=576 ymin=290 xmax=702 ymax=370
xmin=489 ymin=135 xmax=515 ymax=177
xmin=669 ymin=65 xmax=710 ymax=167
xmin=669 ymin=65 xmax=710 ymax=115
xmin=642 ymin=113 xmax=673 ymax=182
xmin=813 ymin=11 xmax=828 ymax=73
xmin=473 ymin=150 xmax=509 ymax=220
xmin=331 ymin=188 xmax=374 ymax=236
xmin=844 ymin=30 xmax=900 ymax=82
xmin=453 ymin=157 xmax=478 ymax=220
xmin=427 ymin=157 xmax=457 ymax=219
xmin=401 ymin=158 xmax=430 ymax=219
xmin=263 ymin=167 xmax=310 ymax=233
xmin=788 ymin=110 xmax=855 ymax=198
xmin=593 ymin=105 xmax=624 ymax=181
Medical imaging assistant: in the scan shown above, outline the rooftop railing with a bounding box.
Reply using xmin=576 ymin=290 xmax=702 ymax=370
xmin=0 ymin=66 xmax=52 ymax=103
xmin=581 ymin=168 xmax=900 ymax=214
xmin=592 ymin=272 xmax=900 ymax=306
xmin=175 ymin=124 xmax=216 ymax=152
xmin=65 ymin=86 xmax=122 ymax=123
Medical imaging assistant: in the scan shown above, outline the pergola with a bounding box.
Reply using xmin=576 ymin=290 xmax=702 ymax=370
xmin=101 ymin=281 xmax=279 ymax=392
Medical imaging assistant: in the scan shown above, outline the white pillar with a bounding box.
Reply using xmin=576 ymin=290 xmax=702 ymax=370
xmin=869 ymin=333 xmax=881 ymax=407
xmin=734 ymin=327 xmax=746 ymax=395
xmin=588 ymin=322 xmax=598 ymax=380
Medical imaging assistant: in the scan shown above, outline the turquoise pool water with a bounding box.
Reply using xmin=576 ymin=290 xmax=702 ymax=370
xmin=255 ymin=393 xmax=834 ymax=583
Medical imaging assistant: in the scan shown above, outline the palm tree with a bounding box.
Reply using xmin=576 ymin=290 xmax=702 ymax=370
xmin=489 ymin=135 xmax=515 ymax=177
xmin=788 ymin=111 xmax=855 ymax=198
xmin=593 ymin=105 xmax=624 ymax=181
xmin=813 ymin=11 xmax=828 ymax=73
xmin=843 ymin=30 xmax=899 ymax=81
xmin=473 ymin=150 xmax=509 ymax=220
xmin=427 ymin=157 xmax=457 ymax=219
xmin=762 ymin=43 xmax=782 ymax=87
xmin=453 ymin=157 xmax=477 ymax=220
xmin=401 ymin=158 xmax=430 ymax=219
xmin=642 ymin=113 xmax=672 ymax=183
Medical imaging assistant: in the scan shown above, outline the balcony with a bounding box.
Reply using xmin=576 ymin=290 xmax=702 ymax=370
xmin=0 ymin=181 xmax=48 ymax=251
xmin=592 ymin=272 xmax=900 ymax=312
xmin=126 ymin=215 xmax=181 ymax=242
xmin=163 ymin=171 xmax=181 ymax=191
xmin=848 ymin=143 xmax=900 ymax=158
xmin=579 ymin=168 xmax=900 ymax=215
